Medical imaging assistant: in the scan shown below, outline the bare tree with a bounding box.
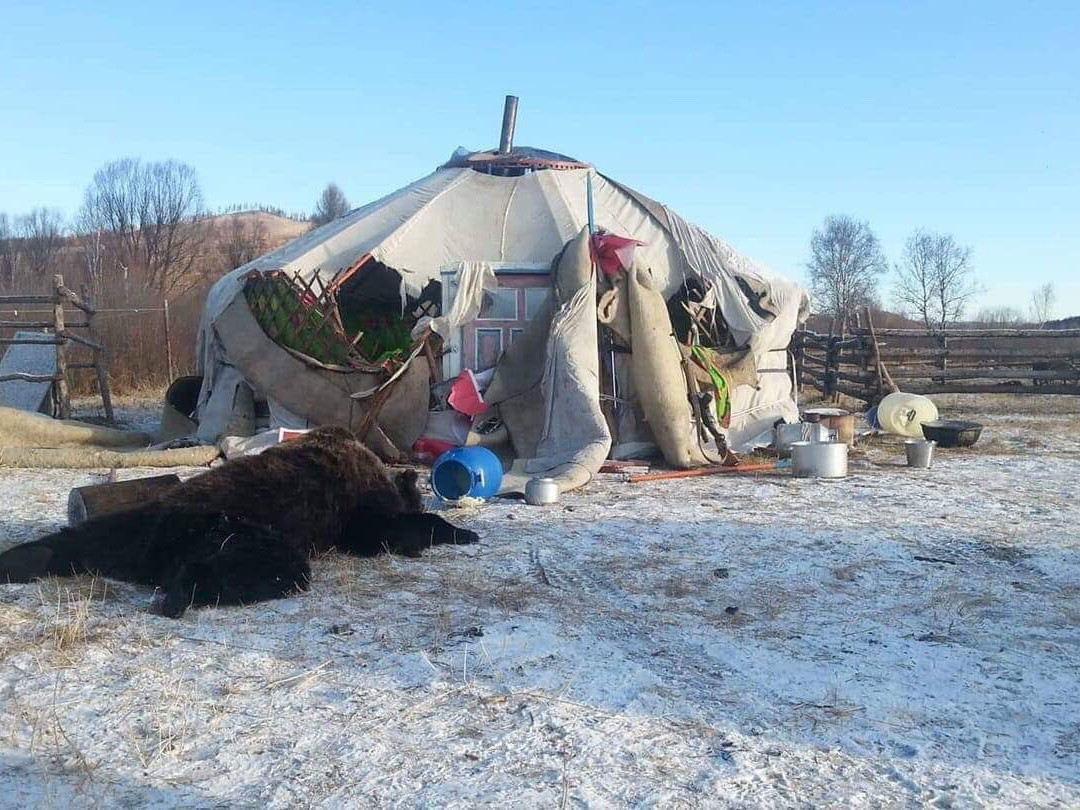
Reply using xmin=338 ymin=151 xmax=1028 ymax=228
xmin=17 ymin=208 xmax=65 ymax=282
xmin=0 ymin=213 xmax=18 ymax=289
xmin=975 ymin=305 xmax=1024 ymax=325
xmin=893 ymin=230 xmax=979 ymax=333
xmin=218 ymin=214 xmax=269 ymax=271
xmin=311 ymin=183 xmax=349 ymax=227
xmin=75 ymin=225 xmax=107 ymax=291
xmin=806 ymin=215 xmax=887 ymax=326
xmin=1029 ymin=283 xmax=1056 ymax=325
xmin=76 ymin=158 xmax=207 ymax=296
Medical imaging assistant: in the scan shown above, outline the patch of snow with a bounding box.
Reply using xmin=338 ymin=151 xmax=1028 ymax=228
xmin=1 ymin=398 xmax=1078 ymax=806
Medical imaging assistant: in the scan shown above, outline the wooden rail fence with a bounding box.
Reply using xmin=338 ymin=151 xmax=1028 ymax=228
xmin=0 ymin=274 xmax=115 ymax=422
xmin=792 ymin=313 xmax=1080 ymax=403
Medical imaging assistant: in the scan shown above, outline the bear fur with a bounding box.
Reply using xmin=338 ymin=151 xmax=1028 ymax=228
xmin=0 ymin=426 xmax=478 ymax=617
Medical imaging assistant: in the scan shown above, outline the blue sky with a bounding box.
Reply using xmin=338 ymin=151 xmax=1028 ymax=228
xmin=2 ymin=1 xmax=1077 ymax=315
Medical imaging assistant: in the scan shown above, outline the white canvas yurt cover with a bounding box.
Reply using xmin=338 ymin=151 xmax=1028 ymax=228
xmin=195 ymin=141 xmax=809 ymax=491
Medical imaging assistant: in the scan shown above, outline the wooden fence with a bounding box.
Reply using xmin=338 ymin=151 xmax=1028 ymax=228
xmin=0 ymin=274 xmax=115 ymax=422
xmin=792 ymin=317 xmax=1080 ymax=403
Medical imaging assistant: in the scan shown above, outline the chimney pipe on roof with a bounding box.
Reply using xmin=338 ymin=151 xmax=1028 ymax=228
xmin=498 ymin=95 xmax=518 ymax=155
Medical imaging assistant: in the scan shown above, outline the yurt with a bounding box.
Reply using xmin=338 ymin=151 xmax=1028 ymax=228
xmin=192 ymin=98 xmax=809 ymax=492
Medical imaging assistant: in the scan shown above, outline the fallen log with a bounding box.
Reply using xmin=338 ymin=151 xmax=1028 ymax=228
xmin=0 ymin=445 xmax=220 ymax=469
xmin=68 ymin=474 xmax=182 ymax=525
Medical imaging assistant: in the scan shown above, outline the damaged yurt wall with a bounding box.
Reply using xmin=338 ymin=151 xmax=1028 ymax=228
xmin=194 ymin=137 xmax=809 ymax=485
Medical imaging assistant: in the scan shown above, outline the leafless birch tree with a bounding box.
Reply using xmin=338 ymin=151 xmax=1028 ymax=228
xmin=806 ymin=215 xmax=887 ymax=326
xmin=893 ymin=230 xmax=979 ymax=333
xmin=1029 ymin=283 xmax=1056 ymax=325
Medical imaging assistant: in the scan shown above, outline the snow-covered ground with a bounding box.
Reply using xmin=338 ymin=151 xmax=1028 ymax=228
xmin=1 ymin=395 xmax=1078 ymax=807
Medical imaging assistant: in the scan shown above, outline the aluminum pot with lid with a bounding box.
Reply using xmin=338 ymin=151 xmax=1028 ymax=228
xmin=524 ymin=477 xmax=560 ymax=505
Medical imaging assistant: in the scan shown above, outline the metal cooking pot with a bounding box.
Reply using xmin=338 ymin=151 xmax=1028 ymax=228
xmin=791 ymin=441 xmax=848 ymax=478
xmin=524 ymin=477 xmax=560 ymax=505
xmin=774 ymin=422 xmax=834 ymax=453
xmin=801 ymin=407 xmax=856 ymax=446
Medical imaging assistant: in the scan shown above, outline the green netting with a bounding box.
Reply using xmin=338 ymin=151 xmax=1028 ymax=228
xmin=245 ymin=274 xmax=354 ymax=366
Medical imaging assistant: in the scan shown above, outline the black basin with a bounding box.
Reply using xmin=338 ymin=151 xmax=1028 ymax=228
xmin=921 ymin=420 xmax=983 ymax=448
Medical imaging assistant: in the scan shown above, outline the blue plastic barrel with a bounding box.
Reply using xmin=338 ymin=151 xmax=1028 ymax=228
xmin=430 ymin=446 xmax=503 ymax=501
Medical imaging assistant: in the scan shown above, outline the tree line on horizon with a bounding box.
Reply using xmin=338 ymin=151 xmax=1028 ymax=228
xmin=0 ymin=157 xmax=352 ymax=393
xmin=0 ymin=155 xmax=1066 ymax=333
xmin=805 ymin=214 xmax=1061 ymax=332
xmin=0 ymin=157 xmax=351 ymax=301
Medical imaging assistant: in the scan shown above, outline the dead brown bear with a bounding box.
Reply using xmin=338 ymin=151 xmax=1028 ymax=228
xmin=0 ymin=426 xmax=478 ymax=617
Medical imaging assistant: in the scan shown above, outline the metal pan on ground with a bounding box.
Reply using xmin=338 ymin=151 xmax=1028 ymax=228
xmin=921 ymin=420 xmax=983 ymax=448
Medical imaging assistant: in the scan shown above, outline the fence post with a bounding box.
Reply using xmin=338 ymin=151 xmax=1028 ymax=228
xmin=938 ymin=333 xmax=948 ymax=385
xmin=163 ymin=298 xmax=175 ymax=381
xmin=82 ymin=283 xmax=116 ymax=425
xmin=825 ymin=334 xmax=839 ymax=401
xmin=52 ymin=274 xmax=70 ymax=419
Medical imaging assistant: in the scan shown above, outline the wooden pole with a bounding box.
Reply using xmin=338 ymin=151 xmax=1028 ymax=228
xmin=864 ymin=307 xmax=897 ymax=400
xmin=81 ymin=284 xmax=115 ymax=426
xmin=52 ymin=274 xmax=70 ymax=419
xmin=793 ymin=335 xmax=804 ymax=391
xmin=163 ymin=298 xmax=175 ymax=381
xmin=937 ymin=333 xmax=948 ymax=385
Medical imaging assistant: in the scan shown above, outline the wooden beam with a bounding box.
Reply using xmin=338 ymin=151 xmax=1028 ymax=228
xmin=881 ymin=349 xmax=1080 ymax=360
xmin=0 ymin=319 xmax=89 ymax=329
xmin=56 ymin=284 xmax=96 ymax=314
xmin=58 ymin=330 xmax=104 ymax=352
xmin=890 ymin=369 xmax=1080 ymax=382
xmin=0 ymin=336 xmax=62 ymax=346
xmin=0 ymin=372 xmax=62 ymax=383
xmin=903 ymin=382 xmax=1080 ymax=396
xmin=854 ymin=327 xmax=1080 ymax=339
xmin=0 ymin=295 xmax=54 ymax=305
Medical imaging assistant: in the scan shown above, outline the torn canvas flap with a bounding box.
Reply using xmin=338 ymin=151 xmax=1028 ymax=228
xmin=421 ymin=261 xmax=498 ymax=338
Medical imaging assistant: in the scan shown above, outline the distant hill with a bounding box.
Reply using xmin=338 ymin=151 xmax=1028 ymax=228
xmin=1044 ymin=315 xmax=1080 ymax=329
xmin=204 ymin=210 xmax=311 ymax=249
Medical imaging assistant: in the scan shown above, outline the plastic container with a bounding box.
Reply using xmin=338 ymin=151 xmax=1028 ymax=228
xmin=876 ymin=392 xmax=939 ymax=438
xmin=905 ymin=439 xmax=935 ymax=468
xmin=430 ymin=446 xmax=503 ymax=501
xmin=866 ymin=405 xmax=880 ymax=430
